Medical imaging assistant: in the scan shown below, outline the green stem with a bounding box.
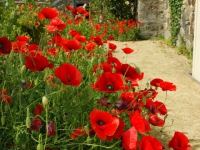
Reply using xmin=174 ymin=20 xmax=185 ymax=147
xmin=44 ymin=107 xmax=48 ymax=149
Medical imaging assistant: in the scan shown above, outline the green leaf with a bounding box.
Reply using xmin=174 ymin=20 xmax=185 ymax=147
xmin=146 ymin=92 xmax=152 ymax=98
xmin=135 ymin=65 xmax=141 ymax=74
xmin=142 ymin=96 xmax=146 ymax=105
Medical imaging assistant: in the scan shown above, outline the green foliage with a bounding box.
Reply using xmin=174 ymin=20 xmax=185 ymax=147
xmin=169 ymin=0 xmax=183 ymax=45
xmin=153 ymin=36 xmax=193 ymax=59
xmin=176 ymin=37 xmax=193 ymax=59
xmin=90 ymin=0 xmax=137 ymax=21
xmin=0 ymin=1 xmax=49 ymax=43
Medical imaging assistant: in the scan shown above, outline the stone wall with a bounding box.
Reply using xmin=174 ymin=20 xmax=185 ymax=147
xmin=138 ymin=0 xmax=196 ymax=49
xmin=138 ymin=0 xmax=169 ymax=38
xmin=176 ymin=0 xmax=196 ymax=48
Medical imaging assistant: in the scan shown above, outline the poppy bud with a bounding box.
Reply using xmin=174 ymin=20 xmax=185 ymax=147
xmin=1 ymin=115 xmax=5 ymax=125
xmin=26 ymin=107 xmax=31 ymax=128
xmin=26 ymin=117 xmax=31 ymax=128
xmin=42 ymin=96 xmax=48 ymax=106
xmin=36 ymin=144 xmax=43 ymax=150
xmin=15 ymin=133 xmax=19 ymax=144
xmin=37 ymin=134 xmax=43 ymax=150
xmin=9 ymin=49 xmax=14 ymax=60
xmin=21 ymin=65 xmax=26 ymax=75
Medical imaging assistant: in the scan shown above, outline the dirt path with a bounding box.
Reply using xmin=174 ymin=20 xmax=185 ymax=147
xmin=112 ymin=40 xmax=200 ymax=149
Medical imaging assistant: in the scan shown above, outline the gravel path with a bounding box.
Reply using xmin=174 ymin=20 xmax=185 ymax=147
xmin=112 ymin=40 xmax=200 ymax=149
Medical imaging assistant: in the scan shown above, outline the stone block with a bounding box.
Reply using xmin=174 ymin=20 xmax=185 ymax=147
xmin=186 ymin=39 xmax=192 ymax=48
xmin=183 ymin=0 xmax=189 ymax=6
xmin=165 ymin=12 xmax=170 ymax=19
xmin=189 ymin=24 xmax=194 ymax=34
xmin=190 ymin=5 xmax=195 ymax=12
xmin=185 ymin=6 xmax=191 ymax=21
xmin=180 ymin=27 xmax=185 ymax=36
xmin=164 ymin=30 xmax=171 ymax=39
xmin=176 ymin=34 xmax=182 ymax=47
xmin=192 ymin=0 xmax=196 ymax=6
xmin=189 ymin=12 xmax=195 ymax=23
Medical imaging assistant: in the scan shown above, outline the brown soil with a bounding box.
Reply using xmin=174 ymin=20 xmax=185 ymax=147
xmin=112 ymin=40 xmax=200 ymax=150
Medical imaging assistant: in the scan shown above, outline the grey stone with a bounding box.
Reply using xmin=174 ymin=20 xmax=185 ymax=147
xmin=189 ymin=24 xmax=194 ymax=34
xmin=190 ymin=12 xmax=195 ymax=23
xmin=164 ymin=30 xmax=171 ymax=39
xmin=176 ymin=34 xmax=182 ymax=47
xmin=185 ymin=6 xmax=191 ymax=21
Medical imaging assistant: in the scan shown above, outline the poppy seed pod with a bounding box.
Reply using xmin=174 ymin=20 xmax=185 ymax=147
xmin=42 ymin=96 xmax=48 ymax=106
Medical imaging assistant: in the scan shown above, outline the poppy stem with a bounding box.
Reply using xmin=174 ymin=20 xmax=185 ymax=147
xmin=44 ymin=106 xmax=48 ymax=149
xmin=163 ymin=91 xmax=168 ymax=104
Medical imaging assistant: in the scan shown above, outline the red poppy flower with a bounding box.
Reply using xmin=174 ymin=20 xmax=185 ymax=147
xmin=55 ymin=63 xmax=82 ymax=86
xmin=145 ymin=99 xmax=167 ymax=115
xmin=168 ymin=131 xmax=191 ymax=150
xmin=160 ymin=81 xmax=176 ymax=91
xmin=149 ymin=113 xmax=165 ymax=127
xmin=130 ymin=110 xmax=151 ymax=134
xmin=62 ymin=39 xmax=82 ymax=51
xmin=30 ymin=117 xmax=42 ymax=131
xmin=122 ymin=126 xmax=138 ymax=150
xmin=46 ymin=17 xmax=66 ymax=33
xmin=46 ymin=121 xmax=56 ymax=137
xmin=70 ymin=126 xmax=87 ymax=139
xmin=108 ymin=42 xmax=117 ymax=51
xmin=28 ymin=44 xmax=43 ymax=56
xmin=28 ymin=44 xmax=39 ymax=51
xmin=89 ymin=109 xmax=119 ymax=141
xmin=0 ymin=89 xmax=12 ymax=104
xmin=67 ymin=19 xmax=73 ymax=25
xmin=0 ymin=89 xmax=8 ymax=95
xmin=69 ymin=28 xmax=80 ymax=37
xmin=111 ymin=117 xmax=125 ymax=139
xmin=107 ymin=57 xmax=122 ymax=72
xmin=76 ymin=6 xmax=87 ymax=15
xmin=93 ymin=35 xmax=103 ymax=46
xmin=35 ymin=21 xmax=40 ymax=27
xmin=34 ymin=104 xmax=43 ymax=116
xmin=25 ymin=54 xmax=54 ymax=72
xmin=0 ymin=37 xmax=12 ymax=55
xmin=71 ymin=8 xmax=78 ymax=16
xmin=107 ymin=35 xmax=115 ymax=40
xmin=115 ymin=92 xmax=135 ymax=111
xmin=138 ymin=21 xmax=142 ymax=25
xmin=93 ymin=62 xmax=112 ymax=74
xmin=66 ymin=5 xmax=73 ymax=10
xmin=84 ymin=41 xmax=96 ymax=52
xmin=52 ymin=33 xmax=63 ymax=46
xmin=16 ymin=35 xmax=30 ymax=42
xmin=46 ymin=48 xmax=58 ymax=56
xmin=140 ymin=136 xmax=163 ymax=150
xmin=119 ymin=64 xmax=144 ymax=81
xmin=12 ymin=41 xmax=27 ymax=53
xmin=1 ymin=96 xmax=12 ymax=105
xmin=122 ymin=47 xmax=134 ymax=54
xmin=134 ymin=88 xmax=158 ymax=102
xmin=74 ymin=35 xmax=87 ymax=43
xmin=38 ymin=7 xmax=59 ymax=20
xmin=92 ymin=72 xmax=124 ymax=93
xmin=150 ymin=78 xmax=164 ymax=87
xmin=121 ymin=92 xmax=134 ymax=103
